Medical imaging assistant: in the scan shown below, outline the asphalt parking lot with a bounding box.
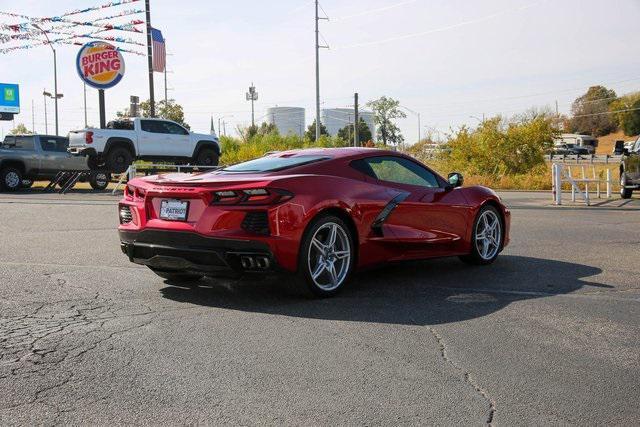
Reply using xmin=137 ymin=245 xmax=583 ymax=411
xmin=1 ymin=191 xmax=639 ymax=425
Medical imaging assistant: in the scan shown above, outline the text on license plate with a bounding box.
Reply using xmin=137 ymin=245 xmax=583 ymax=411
xmin=160 ymin=200 xmax=189 ymax=221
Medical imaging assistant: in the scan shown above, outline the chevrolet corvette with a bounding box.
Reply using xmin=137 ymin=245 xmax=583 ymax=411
xmin=118 ymin=148 xmax=510 ymax=296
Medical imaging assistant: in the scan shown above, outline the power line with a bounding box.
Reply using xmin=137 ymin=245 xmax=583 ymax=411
xmin=334 ymin=0 xmax=545 ymax=50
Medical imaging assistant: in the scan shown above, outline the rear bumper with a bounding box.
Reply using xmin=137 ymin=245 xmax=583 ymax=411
xmin=119 ymin=229 xmax=278 ymax=275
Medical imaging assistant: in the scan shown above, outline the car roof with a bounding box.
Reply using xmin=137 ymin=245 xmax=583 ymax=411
xmin=268 ymin=147 xmax=403 ymax=160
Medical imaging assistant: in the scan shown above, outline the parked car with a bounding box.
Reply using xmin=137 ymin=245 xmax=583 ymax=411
xmin=553 ymin=133 xmax=598 ymax=154
xmin=552 ymin=143 xmax=591 ymax=156
xmin=0 ymin=134 xmax=108 ymax=192
xmin=118 ymin=148 xmax=510 ymax=297
xmin=620 ymin=136 xmax=640 ymax=199
xmin=68 ymin=118 xmax=221 ymax=173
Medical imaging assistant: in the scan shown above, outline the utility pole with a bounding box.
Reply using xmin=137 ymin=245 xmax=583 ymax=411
xmin=145 ymin=0 xmax=155 ymax=117
xmin=555 ymin=100 xmax=559 ymax=116
xmin=164 ymin=66 xmax=168 ymax=107
xmin=246 ymin=83 xmax=258 ymax=128
xmin=315 ymin=0 xmax=328 ymax=141
xmin=354 ymin=93 xmax=359 ymax=147
xmin=31 ymin=100 xmax=35 ymax=133
xmin=42 ymin=91 xmax=48 ymax=134
xmin=83 ymin=83 xmax=88 ymax=127
xmin=32 ymin=24 xmax=61 ymax=136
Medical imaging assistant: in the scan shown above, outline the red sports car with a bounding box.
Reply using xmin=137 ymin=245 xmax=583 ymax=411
xmin=119 ymin=148 xmax=510 ymax=296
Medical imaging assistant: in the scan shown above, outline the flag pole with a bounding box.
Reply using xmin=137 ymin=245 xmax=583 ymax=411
xmin=145 ymin=0 xmax=155 ymax=117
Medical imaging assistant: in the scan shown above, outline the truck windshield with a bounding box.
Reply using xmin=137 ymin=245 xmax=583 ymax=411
xmin=223 ymin=155 xmax=330 ymax=173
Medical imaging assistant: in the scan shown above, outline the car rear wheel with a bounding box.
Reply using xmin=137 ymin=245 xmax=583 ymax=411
xmin=1 ymin=167 xmax=23 ymax=192
xmin=106 ymin=146 xmax=133 ymax=174
xmin=148 ymin=267 xmax=203 ymax=283
xmin=620 ymin=173 xmax=633 ymax=199
xmin=460 ymin=205 xmax=503 ymax=265
xmin=296 ymin=215 xmax=354 ymax=297
xmin=89 ymin=171 xmax=111 ymax=191
xmin=195 ymin=148 xmax=219 ymax=167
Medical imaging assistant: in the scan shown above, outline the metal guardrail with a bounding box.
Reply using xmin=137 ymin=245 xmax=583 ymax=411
xmin=545 ymin=154 xmax=622 ymax=164
xmin=112 ymin=163 xmax=222 ymax=194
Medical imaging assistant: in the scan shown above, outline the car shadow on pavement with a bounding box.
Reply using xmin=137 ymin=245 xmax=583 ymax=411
xmin=159 ymin=255 xmax=609 ymax=326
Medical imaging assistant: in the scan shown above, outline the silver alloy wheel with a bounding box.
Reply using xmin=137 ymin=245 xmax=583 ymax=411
xmin=475 ymin=210 xmax=502 ymax=261
xmin=5 ymin=171 xmax=20 ymax=189
xmin=307 ymin=222 xmax=351 ymax=291
xmin=620 ymin=174 xmax=626 ymax=193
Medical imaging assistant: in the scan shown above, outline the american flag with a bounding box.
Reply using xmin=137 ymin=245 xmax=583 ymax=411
xmin=151 ymin=28 xmax=165 ymax=72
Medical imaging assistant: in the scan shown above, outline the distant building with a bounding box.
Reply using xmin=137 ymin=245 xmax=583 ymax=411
xmin=266 ymin=107 xmax=305 ymax=137
xmin=321 ymin=108 xmax=376 ymax=142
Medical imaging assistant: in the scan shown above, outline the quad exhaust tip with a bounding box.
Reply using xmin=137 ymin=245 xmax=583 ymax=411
xmin=240 ymin=255 xmax=270 ymax=270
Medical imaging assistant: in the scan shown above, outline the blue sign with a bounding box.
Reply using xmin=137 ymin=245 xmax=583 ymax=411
xmin=0 ymin=83 xmax=19 ymax=114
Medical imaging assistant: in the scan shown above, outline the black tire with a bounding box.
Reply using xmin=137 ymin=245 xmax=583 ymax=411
xmin=294 ymin=215 xmax=355 ymax=297
xmin=106 ymin=146 xmax=133 ymax=174
xmin=89 ymin=171 xmax=111 ymax=191
xmin=460 ymin=205 xmax=504 ymax=266
xmin=0 ymin=167 xmax=23 ymax=192
xmin=148 ymin=267 xmax=203 ymax=283
xmin=21 ymin=179 xmax=34 ymax=189
xmin=620 ymin=172 xmax=633 ymax=199
xmin=195 ymin=148 xmax=219 ymax=167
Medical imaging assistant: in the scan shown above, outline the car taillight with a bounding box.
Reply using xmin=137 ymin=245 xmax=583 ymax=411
xmin=86 ymin=131 xmax=93 ymax=144
xmin=211 ymin=188 xmax=293 ymax=206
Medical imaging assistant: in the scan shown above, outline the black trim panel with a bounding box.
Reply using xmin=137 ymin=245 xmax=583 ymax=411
xmin=119 ymin=229 xmax=276 ymax=274
xmin=371 ymin=191 xmax=410 ymax=234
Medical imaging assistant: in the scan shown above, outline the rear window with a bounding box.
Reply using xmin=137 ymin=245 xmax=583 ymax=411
xmin=223 ymin=155 xmax=329 ymax=173
xmin=2 ymin=136 xmax=34 ymax=150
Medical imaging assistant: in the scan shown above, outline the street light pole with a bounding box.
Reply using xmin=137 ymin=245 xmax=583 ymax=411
xmin=33 ymin=24 xmax=60 ymax=136
xmin=42 ymin=91 xmax=48 ymax=135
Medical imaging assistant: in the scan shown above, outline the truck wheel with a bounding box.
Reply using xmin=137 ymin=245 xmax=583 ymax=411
xmin=195 ymin=148 xmax=219 ymax=166
xmin=90 ymin=171 xmax=111 ymax=191
xmin=620 ymin=173 xmax=633 ymax=199
xmin=106 ymin=147 xmax=133 ymax=173
xmin=1 ymin=167 xmax=23 ymax=192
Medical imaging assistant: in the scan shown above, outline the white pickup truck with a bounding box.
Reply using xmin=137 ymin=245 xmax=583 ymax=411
xmin=68 ymin=118 xmax=220 ymax=173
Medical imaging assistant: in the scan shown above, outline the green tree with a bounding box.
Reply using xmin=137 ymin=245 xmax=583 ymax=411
xmin=8 ymin=123 xmax=33 ymax=135
xmin=117 ymin=99 xmax=190 ymax=129
xmin=443 ymin=114 xmax=557 ymax=177
xmin=337 ymin=118 xmax=372 ymax=145
xmin=366 ymin=96 xmax=406 ymax=146
xmin=569 ymin=85 xmax=617 ymax=136
xmin=609 ymin=91 xmax=640 ymax=136
xmin=305 ymin=119 xmax=328 ymax=141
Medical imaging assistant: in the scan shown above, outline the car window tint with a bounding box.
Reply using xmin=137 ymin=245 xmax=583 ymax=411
xmin=140 ymin=120 xmax=156 ymax=133
xmin=223 ymin=155 xmax=330 ymax=172
xmin=40 ymin=137 xmax=68 ymax=152
xmin=361 ymin=156 xmax=440 ymax=188
xmin=164 ymin=122 xmax=188 ymax=135
xmin=7 ymin=136 xmax=35 ymax=150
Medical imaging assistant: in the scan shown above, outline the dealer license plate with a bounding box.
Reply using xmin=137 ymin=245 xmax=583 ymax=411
xmin=160 ymin=200 xmax=189 ymax=221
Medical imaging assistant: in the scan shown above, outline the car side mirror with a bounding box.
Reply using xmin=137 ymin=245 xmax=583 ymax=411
xmin=447 ymin=172 xmax=464 ymax=188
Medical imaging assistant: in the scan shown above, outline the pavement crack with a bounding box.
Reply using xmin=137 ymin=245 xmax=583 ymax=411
xmin=428 ymin=327 xmax=496 ymax=425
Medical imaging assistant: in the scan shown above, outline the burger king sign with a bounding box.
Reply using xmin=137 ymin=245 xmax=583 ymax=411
xmin=76 ymin=41 xmax=125 ymax=89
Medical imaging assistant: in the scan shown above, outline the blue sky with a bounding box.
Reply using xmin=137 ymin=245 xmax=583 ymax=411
xmin=2 ymin=0 xmax=640 ymax=141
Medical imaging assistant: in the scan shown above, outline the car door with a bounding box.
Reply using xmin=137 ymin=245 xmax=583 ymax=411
xmin=139 ymin=120 xmax=189 ymax=158
xmin=628 ymin=137 xmax=640 ymax=184
xmin=354 ymin=155 xmax=470 ymax=258
xmin=38 ymin=136 xmax=71 ymax=174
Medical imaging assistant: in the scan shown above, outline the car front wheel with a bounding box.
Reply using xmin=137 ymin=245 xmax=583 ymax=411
xmin=0 ymin=167 xmax=23 ymax=192
xmin=297 ymin=215 xmax=354 ymax=297
xmin=620 ymin=173 xmax=633 ymax=199
xmin=460 ymin=205 xmax=503 ymax=265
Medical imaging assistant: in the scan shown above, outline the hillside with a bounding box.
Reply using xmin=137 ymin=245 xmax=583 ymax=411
xmin=596 ymin=130 xmax=637 ymax=154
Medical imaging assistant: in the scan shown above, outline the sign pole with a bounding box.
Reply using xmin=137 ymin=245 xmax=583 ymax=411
xmin=99 ymin=90 xmax=106 ymax=129
xmin=145 ymin=0 xmax=155 ymax=117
